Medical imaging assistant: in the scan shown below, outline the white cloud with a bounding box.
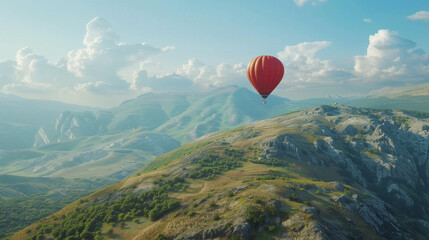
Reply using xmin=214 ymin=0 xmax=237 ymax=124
xmin=132 ymin=70 xmax=193 ymax=92
xmin=66 ymin=17 xmax=163 ymax=92
xmin=2 ymin=16 xmax=428 ymax=106
xmin=294 ymin=0 xmax=327 ymax=7
xmin=363 ymin=18 xmax=372 ymax=23
xmin=0 ymin=17 xmax=175 ymax=107
xmin=408 ymin=11 xmax=429 ymax=21
xmin=14 ymin=48 xmax=74 ymax=86
xmin=277 ymin=41 xmax=350 ymax=86
xmin=353 ymin=29 xmax=429 ymax=83
xmin=176 ymin=59 xmax=246 ymax=88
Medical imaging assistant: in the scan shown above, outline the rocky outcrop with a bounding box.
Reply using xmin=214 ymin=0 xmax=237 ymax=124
xmin=330 ymin=181 xmax=345 ymax=192
xmin=260 ymin=134 xmax=303 ymax=160
xmin=315 ymin=137 xmax=366 ymax=186
xmin=331 ymin=194 xmax=412 ymax=240
xmin=34 ymin=111 xmax=112 ymax=147
xmin=177 ymin=222 xmax=251 ymax=240
xmin=386 ymin=184 xmax=415 ymax=207
xmin=282 ymin=213 xmax=345 ymax=240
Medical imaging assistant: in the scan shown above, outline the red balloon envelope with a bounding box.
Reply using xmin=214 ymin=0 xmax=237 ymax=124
xmin=247 ymin=55 xmax=284 ymax=103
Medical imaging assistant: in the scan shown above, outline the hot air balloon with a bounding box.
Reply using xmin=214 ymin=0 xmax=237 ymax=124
xmin=247 ymin=55 xmax=284 ymax=104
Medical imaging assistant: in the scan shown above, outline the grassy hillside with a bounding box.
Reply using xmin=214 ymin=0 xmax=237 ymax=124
xmin=0 ymin=175 xmax=113 ymax=239
xmin=15 ymin=105 xmax=429 ymax=240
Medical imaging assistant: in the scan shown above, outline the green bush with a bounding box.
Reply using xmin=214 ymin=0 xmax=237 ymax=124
xmin=189 ymin=152 xmax=242 ymax=179
xmin=245 ymin=206 xmax=265 ymax=225
xmin=289 ymin=192 xmax=299 ymax=202
xmin=29 ymin=177 xmax=185 ymax=239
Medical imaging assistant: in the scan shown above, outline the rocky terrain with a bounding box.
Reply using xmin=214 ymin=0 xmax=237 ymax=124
xmin=13 ymin=105 xmax=429 ymax=239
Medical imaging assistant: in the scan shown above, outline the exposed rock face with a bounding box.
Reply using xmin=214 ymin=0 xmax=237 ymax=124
xmin=331 ymin=193 xmax=413 ymax=240
xmin=282 ymin=213 xmax=345 ymax=240
xmin=34 ymin=111 xmax=112 ymax=147
xmin=315 ymin=137 xmax=367 ymax=186
xmin=177 ymin=222 xmax=251 ymax=240
xmin=331 ymin=181 xmax=345 ymax=192
xmin=387 ymin=183 xmax=415 ymax=207
xmin=256 ymin=105 xmax=429 ymax=239
xmin=261 ymin=134 xmax=303 ymax=160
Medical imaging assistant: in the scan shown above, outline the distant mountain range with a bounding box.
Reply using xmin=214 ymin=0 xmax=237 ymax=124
xmin=2 ymin=82 xmax=429 ymax=238
xmin=0 ymin=93 xmax=96 ymax=150
xmin=15 ymin=105 xmax=429 ymax=240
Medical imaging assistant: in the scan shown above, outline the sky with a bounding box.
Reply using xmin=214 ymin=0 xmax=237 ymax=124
xmin=0 ymin=0 xmax=428 ymax=107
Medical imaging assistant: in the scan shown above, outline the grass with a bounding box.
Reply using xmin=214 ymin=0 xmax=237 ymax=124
xmin=142 ymin=141 xmax=208 ymax=172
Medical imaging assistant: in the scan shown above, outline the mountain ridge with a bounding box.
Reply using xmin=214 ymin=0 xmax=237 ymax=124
xmin=15 ymin=105 xmax=429 ymax=240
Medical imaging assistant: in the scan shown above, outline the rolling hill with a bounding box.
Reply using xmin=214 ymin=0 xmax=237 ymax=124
xmin=14 ymin=105 xmax=429 ymax=240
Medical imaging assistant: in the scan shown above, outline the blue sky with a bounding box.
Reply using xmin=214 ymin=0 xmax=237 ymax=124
xmin=0 ymin=0 xmax=428 ymax=107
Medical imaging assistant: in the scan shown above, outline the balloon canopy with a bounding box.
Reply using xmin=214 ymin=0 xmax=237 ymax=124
xmin=246 ymin=55 xmax=284 ymax=103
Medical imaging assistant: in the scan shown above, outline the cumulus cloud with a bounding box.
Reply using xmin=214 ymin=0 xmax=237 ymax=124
xmin=277 ymin=41 xmax=350 ymax=86
xmin=176 ymin=59 xmax=247 ymax=88
xmin=353 ymin=29 xmax=429 ymax=83
xmin=408 ymin=11 xmax=429 ymax=21
xmin=15 ymin=48 xmax=73 ymax=86
xmin=2 ymin=16 xmax=428 ymax=105
xmin=132 ymin=71 xmax=193 ymax=92
xmin=0 ymin=17 xmax=179 ymax=107
xmin=363 ymin=18 xmax=372 ymax=23
xmin=294 ymin=0 xmax=327 ymax=7
xmin=67 ymin=17 xmax=163 ymax=93
xmin=0 ymin=16 xmax=249 ymax=106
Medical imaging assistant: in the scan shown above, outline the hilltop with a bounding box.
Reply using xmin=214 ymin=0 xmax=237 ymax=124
xmin=14 ymin=105 xmax=429 ymax=240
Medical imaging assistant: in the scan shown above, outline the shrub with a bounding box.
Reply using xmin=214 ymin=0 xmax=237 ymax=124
xmin=245 ymin=206 xmax=265 ymax=225
xmin=289 ymin=192 xmax=299 ymax=202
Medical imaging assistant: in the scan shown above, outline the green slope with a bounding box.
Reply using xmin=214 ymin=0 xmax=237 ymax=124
xmin=16 ymin=105 xmax=429 ymax=240
xmin=0 ymin=175 xmax=113 ymax=239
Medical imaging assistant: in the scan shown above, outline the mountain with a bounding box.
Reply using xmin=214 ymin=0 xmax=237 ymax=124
xmin=1 ymin=86 xmax=292 ymax=180
xmin=15 ymin=105 xmax=429 ymax=240
xmin=1 ymin=87 xmax=295 ymax=238
xmin=27 ymin=84 xmax=429 ymax=180
xmin=350 ymin=83 xmax=429 ymax=112
xmin=0 ymin=93 xmax=97 ymax=150
xmin=369 ymin=83 xmax=429 ymax=98
xmin=34 ymin=86 xmax=294 ymax=147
